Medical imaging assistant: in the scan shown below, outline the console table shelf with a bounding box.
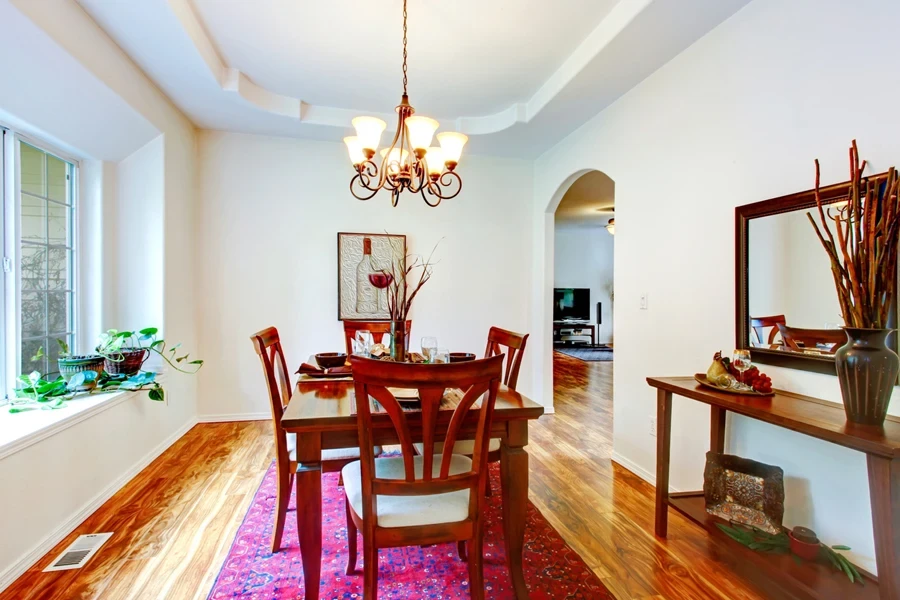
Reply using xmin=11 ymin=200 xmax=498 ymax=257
xmin=647 ymin=376 xmax=900 ymax=600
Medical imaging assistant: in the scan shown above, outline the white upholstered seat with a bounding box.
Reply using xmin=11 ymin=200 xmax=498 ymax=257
xmin=287 ymin=432 xmax=362 ymax=462
xmin=413 ymin=438 xmax=501 ymax=455
xmin=342 ymin=454 xmax=472 ymax=528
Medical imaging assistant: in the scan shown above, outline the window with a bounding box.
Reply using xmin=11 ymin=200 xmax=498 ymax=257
xmin=5 ymin=137 xmax=77 ymax=382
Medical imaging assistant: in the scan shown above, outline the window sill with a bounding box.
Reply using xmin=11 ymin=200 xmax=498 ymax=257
xmin=0 ymin=389 xmax=135 ymax=461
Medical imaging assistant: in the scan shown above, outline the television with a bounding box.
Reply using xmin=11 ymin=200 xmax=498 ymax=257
xmin=554 ymin=288 xmax=590 ymax=321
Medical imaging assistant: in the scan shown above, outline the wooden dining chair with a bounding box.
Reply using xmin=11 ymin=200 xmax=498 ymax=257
xmin=343 ymin=355 xmax=504 ymax=599
xmin=250 ymin=326 xmax=367 ymax=553
xmin=750 ymin=315 xmax=786 ymax=348
xmin=776 ymin=323 xmax=846 ymax=354
xmin=342 ymin=320 xmax=412 ymax=355
xmin=417 ymin=327 xmax=529 ymax=486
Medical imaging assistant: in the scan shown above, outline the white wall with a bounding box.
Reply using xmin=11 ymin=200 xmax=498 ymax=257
xmin=532 ymin=0 xmax=900 ymax=573
xmin=554 ymin=222 xmax=614 ymax=342
xmin=0 ymin=0 xmax=198 ymax=588
xmin=196 ymin=131 xmax=533 ymax=419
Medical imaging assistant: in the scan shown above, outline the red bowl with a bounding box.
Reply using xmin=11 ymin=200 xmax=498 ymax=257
xmin=788 ymin=531 xmax=821 ymax=561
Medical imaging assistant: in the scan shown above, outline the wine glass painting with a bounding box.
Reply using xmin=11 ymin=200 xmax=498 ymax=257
xmin=337 ymin=232 xmax=407 ymax=320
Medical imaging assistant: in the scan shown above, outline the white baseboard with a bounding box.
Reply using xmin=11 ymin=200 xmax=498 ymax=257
xmin=611 ymin=450 xmax=679 ymax=493
xmin=0 ymin=416 xmax=198 ymax=593
xmin=198 ymin=412 xmax=271 ymax=423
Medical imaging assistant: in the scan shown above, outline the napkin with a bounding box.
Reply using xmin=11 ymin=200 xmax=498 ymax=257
xmin=296 ymin=363 xmax=352 ymax=376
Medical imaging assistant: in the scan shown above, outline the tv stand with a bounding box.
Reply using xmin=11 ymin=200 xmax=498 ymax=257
xmin=553 ymin=321 xmax=595 ymax=346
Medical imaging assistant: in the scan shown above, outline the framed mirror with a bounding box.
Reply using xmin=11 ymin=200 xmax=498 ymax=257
xmin=735 ymin=172 xmax=896 ymax=375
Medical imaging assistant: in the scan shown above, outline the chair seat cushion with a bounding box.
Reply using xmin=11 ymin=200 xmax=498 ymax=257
xmin=342 ymin=454 xmax=472 ymax=528
xmin=413 ymin=438 xmax=501 ymax=455
xmin=287 ymin=433 xmax=363 ymax=462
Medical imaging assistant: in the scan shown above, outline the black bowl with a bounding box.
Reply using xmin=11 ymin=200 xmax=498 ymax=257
xmin=315 ymin=352 xmax=347 ymax=369
xmin=449 ymin=352 xmax=476 ymax=363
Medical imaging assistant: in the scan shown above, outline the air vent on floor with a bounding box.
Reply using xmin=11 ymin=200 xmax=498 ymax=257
xmin=43 ymin=532 xmax=113 ymax=571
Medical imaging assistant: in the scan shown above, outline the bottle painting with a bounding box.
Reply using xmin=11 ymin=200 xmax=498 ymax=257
xmin=356 ymin=237 xmax=380 ymax=314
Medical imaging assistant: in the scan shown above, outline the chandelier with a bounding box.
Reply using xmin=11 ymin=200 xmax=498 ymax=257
xmin=344 ymin=0 xmax=467 ymax=208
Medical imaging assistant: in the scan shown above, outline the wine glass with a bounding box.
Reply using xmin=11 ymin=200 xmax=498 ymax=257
xmin=732 ymin=349 xmax=751 ymax=386
xmin=433 ymin=348 xmax=450 ymax=364
xmin=421 ymin=336 xmax=438 ymax=362
xmin=356 ymin=330 xmax=373 ymax=354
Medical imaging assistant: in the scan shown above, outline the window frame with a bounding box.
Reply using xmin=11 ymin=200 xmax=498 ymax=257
xmin=2 ymin=129 xmax=80 ymax=395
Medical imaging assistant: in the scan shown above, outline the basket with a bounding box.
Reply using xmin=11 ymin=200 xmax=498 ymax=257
xmin=104 ymin=348 xmax=149 ymax=376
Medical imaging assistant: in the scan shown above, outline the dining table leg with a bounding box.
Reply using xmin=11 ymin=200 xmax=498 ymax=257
xmin=501 ymin=420 xmax=530 ymax=599
xmin=294 ymin=433 xmax=323 ymax=600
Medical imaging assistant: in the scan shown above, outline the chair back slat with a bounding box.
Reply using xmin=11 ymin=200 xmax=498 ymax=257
xmin=343 ymin=320 xmax=412 ymax=355
xmin=750 ymin=315 xmax=786 ymax=346
xmin=350 ymin=355 xmax=503 ymax=504
xmin=484 ymin=326 xmax=529 ymax=390
xmin=250 ymin=327 xmax=292 ymax=454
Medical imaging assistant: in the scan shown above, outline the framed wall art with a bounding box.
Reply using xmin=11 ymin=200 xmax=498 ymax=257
xmin=337 ymin=232 xmax=407 ymax=321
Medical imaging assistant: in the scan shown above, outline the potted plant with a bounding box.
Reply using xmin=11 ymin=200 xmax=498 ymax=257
xmin=54 ymin=342 xmax=104 ymax=391
xmin=808 ymin=140 xmax=900 ymax=425
xmin=96 ymin=327 xmax=203 ymax=376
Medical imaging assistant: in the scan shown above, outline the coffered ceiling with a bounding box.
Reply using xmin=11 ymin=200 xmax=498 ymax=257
xmin=76 ymin=0 xmax=751 ymax=157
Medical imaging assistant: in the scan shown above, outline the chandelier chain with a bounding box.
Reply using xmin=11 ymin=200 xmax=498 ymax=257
xmin=402 ymin=0 xmax=408 ymax=96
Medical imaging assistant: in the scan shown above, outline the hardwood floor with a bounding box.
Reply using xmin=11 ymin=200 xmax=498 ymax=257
xmin=2 ymin=352 xmax=764 ymax=600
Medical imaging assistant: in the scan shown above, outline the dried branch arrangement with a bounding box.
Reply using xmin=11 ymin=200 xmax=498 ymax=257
xmin=807 ymin=140 xmax=900 ymax=328
xmin=384 ymin=240 xmax=441 ymax=321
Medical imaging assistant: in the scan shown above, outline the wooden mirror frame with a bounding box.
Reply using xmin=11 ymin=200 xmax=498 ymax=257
xmin=735 ymin=172 xmax=895 ymax=376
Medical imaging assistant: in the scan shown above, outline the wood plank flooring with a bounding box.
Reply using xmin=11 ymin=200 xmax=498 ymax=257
xmin=1 ymin=352 xmax=764 ymax=600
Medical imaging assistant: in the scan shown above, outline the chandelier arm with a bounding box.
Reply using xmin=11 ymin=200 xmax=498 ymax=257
xmin=436 ymin=170 xmax=463 ymax=200
xmin=350 ymin=171 xmax=381 ymax=201
xmin=420 ymin=184 xmax=442 ymax=207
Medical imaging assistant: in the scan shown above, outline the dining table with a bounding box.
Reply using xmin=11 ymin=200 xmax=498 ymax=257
xmin=281 ymin=367 xmax=545 ymax=600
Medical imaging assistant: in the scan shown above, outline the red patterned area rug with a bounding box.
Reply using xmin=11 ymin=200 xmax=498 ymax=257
xmin=208 ymin=461 xmax=614 ymax=599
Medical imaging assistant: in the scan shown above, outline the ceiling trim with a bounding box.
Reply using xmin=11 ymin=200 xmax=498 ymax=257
xmin=167 ymin=0 xmax=652 ymax=136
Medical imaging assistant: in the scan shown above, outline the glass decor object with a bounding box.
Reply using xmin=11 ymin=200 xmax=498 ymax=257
xmin=421 ymin=336 xmax=438 ymax=362
xmin=732 ymin=349 xmax=751 ymax=385
xmin=703 ymin=452 xmax=785 ymax=535
xmin=433 ymin=348 xmax=450 ymax=364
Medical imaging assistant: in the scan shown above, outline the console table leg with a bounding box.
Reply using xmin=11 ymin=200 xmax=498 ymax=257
xmin=710 ymin=406 xmax=726 ymax=454
xmin=867 ymin=455 xmax=900 ymax=600
xmin=655 ymin=389 xmax=673 ymax=537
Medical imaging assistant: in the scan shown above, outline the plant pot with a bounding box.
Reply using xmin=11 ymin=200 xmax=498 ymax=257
xmin=58 ymin=355 xmax=105 ymax=391
xmin=788 ymin=528 xmax=821 ymax=561
xmin=104 ymin=348 xmax=149 ymax=376
xmin=835 ymin=328 xmax=899 ymax=426
xmin=390 ymin=320 xmax=407 ymax=362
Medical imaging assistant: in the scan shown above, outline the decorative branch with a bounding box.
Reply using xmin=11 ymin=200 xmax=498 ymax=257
xmin=807 ymin=141 xmax=900 ymax=329
xmin=381 ymin=238 xmax=441 ymax=322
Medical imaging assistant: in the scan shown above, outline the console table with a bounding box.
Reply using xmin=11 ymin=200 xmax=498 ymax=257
xmin=553 ymin=321 xmax=595 ymax=346
xmin=647 ymin=376 xmax=900 ymax=600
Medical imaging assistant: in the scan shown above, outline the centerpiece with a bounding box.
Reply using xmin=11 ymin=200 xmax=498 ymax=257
xmin=807 ymin=140 xmax=900 ymax=425
xmin=369 ymin=239 xmax=439 ymax=361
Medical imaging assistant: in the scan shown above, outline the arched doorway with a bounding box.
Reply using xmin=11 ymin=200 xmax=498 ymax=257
xmin=537 ymin=169 xmax=615 ymax=412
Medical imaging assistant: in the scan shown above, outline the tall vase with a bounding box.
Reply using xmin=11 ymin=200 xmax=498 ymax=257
xmin=835 ymin=328 xmax=899 ymax=426
xmin=390 ymin=320 xmax=407 ymax=362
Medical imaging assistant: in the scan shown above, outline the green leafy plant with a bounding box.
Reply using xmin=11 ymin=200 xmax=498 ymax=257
xmin=716 ymin=523 xmax=863 ymax=585
xmin=96 ymin=327 xmax=203 ymax=373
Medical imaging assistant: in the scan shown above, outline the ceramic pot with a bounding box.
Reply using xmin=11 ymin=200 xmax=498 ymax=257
xmin=390 ymin=320 xmax=407 ymax=362
xmin=58 ymin=355 xmax=105 ymax=391
xmin=835 ymin=328 xmax=899 ymax=426
xmin=788 ymin=528 xmax=821 ymax=561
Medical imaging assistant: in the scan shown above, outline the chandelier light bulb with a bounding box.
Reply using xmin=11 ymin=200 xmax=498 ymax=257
xmin=352 ymin=116 xmax=387 ymax=153
xmin=405 ymin=116 xmax=439 ymax=151
xmin=343 ymin=136 xmax=365 ymax=166
xmin=436 ymin=132 xmax=468 ymax=168
xmin=425 ymin=147 xmax=445 ymax=178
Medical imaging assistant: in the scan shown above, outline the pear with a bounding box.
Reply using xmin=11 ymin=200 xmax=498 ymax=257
xmin=707 ymin=351 xmax=735 ymax=387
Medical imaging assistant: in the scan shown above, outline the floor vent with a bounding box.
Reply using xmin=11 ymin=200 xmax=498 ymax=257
xmin=43 ymin=533 xmax=113 ymax=572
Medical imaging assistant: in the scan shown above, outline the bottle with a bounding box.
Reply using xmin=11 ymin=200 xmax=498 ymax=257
xmin=356 ymin=237 xmax=378 ymax=314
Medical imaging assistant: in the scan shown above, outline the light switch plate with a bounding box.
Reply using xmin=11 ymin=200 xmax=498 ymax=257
xmin=640 ymin=293 xmax=649 ymax=310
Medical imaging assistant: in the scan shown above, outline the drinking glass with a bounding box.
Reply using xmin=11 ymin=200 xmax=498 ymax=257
xmin=732 ymin=349 xmax=751 ymax=385
xmin=351 ymin=338 xmax=367 ymax=357
xmin=421 ymin=336 xmax=438 ymax=362
xmin=433 ymin=348 xmax=450 ymax=364
xmin=355 ymin=330 xmax=374 ymax=354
